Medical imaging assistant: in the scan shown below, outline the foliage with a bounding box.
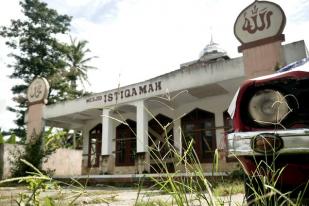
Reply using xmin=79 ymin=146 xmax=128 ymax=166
xmin=10 ymin=134 xmax=45 ymax=178
xmin=229 ymin=164 xmax=245 ymax=180
xmin=10 ymin=128 xmax=65 ymax=178
xmin=213 ymin=180 xmax=244 ymax=196
xmin=0 ymin=159 xmax=86 ymax=206
xmin=0 ymin=132 xmax=17 ymax=144
xmin=66 ymin=35 xmax=97 ymax=89
xmin=243 ymin=151 xmax=308 ymax=206
xmin=0 ymin=133 xmax=4 ymax=144
xmin=135 ymin=199 xmax=172 ymax=206
xmin=0 ymin=0 xmax=94 ymax=141
xmin=6 ymin=133 xmax=17 ymax=144
xmin=133 ymin=109 xmax=308 ymax=206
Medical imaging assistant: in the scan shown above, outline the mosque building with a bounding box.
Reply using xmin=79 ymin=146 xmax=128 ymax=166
xmin=40 ymin=37 xmax=307 ymax=175
xmin=24 ymin=0 xmax=308 ymax=177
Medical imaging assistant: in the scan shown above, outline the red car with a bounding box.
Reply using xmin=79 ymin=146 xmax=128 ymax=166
xmin=228 ymin=58 xmax=309 ymax=203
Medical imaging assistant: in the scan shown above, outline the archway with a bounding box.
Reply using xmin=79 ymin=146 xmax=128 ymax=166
xmin=115 ymin=119 xmax=136 ymax=166
xmin=181 ymin=108 xmax=216 ymax=163
xmin=88 ymin=124 xmax=102 ymax=167
xmin=148 ymin=114 xmax=174 ymax=173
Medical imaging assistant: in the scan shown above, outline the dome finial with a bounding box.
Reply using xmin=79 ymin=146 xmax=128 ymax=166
xmin=210 ymin=26 xmax=214 ymax=44
xmin=199 ymin=28 xmax=229 ymax=62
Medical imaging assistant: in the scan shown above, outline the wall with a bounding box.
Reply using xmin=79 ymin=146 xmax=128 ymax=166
xmin=283 ymin=40 xmax=308 ymax=65
xmin=43 ymin=148 xmax=82 ymax=177
xmin=0 ymin=144 xmax=24 ymax=179
xmin=0 ymin=144 xmax=82 ymax=179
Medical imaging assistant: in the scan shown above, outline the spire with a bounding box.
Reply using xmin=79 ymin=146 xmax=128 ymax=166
xmin=210 ymin=27 xmax=214 ymax=45
xmin=199 ymin=34 xmax=229 ymax=62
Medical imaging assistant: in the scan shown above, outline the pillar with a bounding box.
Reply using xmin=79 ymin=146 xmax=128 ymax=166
xmin=81 ymin=126 xmax=89 ymax=174
xmin=173 ymin=119 xmax=182 ymax=155
xmin=135 ymin=100 xmax=150 ymax=173
xmin=102 ymin=108 xmax=113 ymax=155
xmin=26 ymin=78 xmax=49 ymax=143
xmin=242 ymin=41 xmax=285 ymax=79
xmin=101 ymin=108 xmax=114 ymax=174
xmin=234 ymin=1 xmax=287 ymax=79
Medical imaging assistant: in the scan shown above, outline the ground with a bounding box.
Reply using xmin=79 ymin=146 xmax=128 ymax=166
xmin=0 ymin=186 xmax=245 ymax=206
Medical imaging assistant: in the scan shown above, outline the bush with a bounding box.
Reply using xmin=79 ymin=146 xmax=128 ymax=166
xmin=10 ymin=135 xmax=46 ymax=177
xmin=10 ymin=128 xmax=65 ymax=177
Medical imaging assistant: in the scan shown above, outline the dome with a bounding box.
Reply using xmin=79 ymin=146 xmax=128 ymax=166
xmin=199 ymin=37 xmax=229 ymax=62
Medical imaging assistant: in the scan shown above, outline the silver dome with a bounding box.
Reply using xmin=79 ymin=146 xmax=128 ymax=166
xmin=199 ymin=37 xmax=229 ymax=62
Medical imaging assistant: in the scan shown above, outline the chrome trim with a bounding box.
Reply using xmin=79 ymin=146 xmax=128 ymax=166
xmin=227 ymin=129 xmax=309 ymax=156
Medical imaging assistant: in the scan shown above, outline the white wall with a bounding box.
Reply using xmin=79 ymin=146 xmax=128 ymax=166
xmin=0 ymin=144 xmax=82 ymax=179
xmin=283 ymin=40 xmax=308 ymax=65
xmin=43 ymin=148 xmax=82 ymax=177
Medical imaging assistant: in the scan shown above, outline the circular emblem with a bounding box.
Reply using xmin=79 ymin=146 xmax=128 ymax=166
xmin=234 ymin=1 xmax=286 ymax=44
xmin=27 ymin=78 xmax=50 ymax=104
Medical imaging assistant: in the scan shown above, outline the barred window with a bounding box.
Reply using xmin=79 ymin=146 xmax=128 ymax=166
xmin=116 ymin=120 xmax=136 ymax=166
xmin=88 ymin=124 xmax=102 ymax=168
xmin=181 ymin=108 xmax=216 ymax=163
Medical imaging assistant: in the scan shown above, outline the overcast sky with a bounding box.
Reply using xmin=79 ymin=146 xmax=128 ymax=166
xmin=1 ymin=0 xmax=309 ymax=131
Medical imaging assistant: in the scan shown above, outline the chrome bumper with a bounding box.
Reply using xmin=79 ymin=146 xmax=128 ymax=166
xmin=227 ymin=129 xmax=309 ymax=156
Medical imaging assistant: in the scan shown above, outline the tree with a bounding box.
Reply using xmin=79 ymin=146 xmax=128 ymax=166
xmin=66 ymin=36 xmax=97 ymax=90
xmin=0 ymin=0 xmax=85 ymax=141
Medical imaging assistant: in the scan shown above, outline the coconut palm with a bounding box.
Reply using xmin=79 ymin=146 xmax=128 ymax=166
xmin=66 ymin=36 xmax=98 ymax=90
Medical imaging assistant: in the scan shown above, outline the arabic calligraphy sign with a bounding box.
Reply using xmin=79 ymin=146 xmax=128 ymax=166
xmin=234 ymin=1 xmax=286 ymax=46
xmin=27 ymin=77 xmax=50 ymax=104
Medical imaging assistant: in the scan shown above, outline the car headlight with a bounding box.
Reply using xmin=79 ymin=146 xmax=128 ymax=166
xmin=248 ymin=89 xmax=289 ymax=125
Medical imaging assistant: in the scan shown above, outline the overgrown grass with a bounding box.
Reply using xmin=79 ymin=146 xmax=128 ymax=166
xmin=134 ymin=106 xmax=308 ymax=206
xmin=135 ymin=199 xmax=172 ymax=206
xmin=213 ymin=180 xmax=244 ymax=196
xmin=1 ymin=99 xmax=308 ymax=205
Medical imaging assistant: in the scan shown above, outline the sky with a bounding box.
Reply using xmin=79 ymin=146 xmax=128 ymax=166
xmin=1 ymin=0 xmax=309 ymax=131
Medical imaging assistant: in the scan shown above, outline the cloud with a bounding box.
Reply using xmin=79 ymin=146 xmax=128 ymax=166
xmin=45 ymin=0 xmax=120 ymax=24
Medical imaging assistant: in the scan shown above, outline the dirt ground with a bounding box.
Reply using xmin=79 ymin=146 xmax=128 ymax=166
xmin=0 ymin=186 xmax=245 ymax=206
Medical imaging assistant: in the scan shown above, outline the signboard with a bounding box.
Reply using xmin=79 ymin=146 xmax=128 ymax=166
xmin=27 ymin=77 xmax=50 ymax=104
xmin=234 ymin=1 xmax=286 ymax=50
xmin=86 ymin=81 xmax=162 ymax=104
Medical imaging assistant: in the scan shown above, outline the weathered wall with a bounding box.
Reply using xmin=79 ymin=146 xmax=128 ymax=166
xmin=283 ymin=40 xmax=308 ymax=65
xmin=0 ymin=144 xmax=82 ymax=179
xmin=42 ymin=148 xmax=82 ymax=177
xmin=0 ymin=144 xmax=24 ymax=179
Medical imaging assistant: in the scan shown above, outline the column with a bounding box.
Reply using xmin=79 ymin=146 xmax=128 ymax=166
xmin=136 ymin=101 xmax=148 ymax=153
xmin=102 ymin=108 xmax=113 ymax=155
xmin=173 ymin=118 xmax=183 ymax=172
xmin=173 ymin=119 xmax=182 ymax=155
xmin=81 ymin=127 xmax=89 ymax=174
xmin=26 ymin=78 xmax=49 ymax=143
xmin=101 ymin=108 xmax=114 ymax=174
xmin=135 ymin=100 xmax=149 ymax=173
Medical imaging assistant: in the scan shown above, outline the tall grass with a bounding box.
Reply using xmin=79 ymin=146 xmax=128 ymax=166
xmin=1 ymin=93 xmax=308 ymax=205
xmin=135 ymin=108 xmax=308 ymax=206
xmin=134 ymin=109 xmax=233 ymax=206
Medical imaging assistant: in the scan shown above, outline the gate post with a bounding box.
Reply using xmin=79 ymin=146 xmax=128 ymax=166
xmin=26 ymin=78 xmax=49 ymax=143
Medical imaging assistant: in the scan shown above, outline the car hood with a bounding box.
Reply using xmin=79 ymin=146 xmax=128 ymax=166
xmin=228 ymin=57 xmax=309 ymax=118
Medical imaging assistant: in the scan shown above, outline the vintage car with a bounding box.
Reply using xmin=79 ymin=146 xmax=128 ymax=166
xmin=227 ymin=57 xmax=309 ymax=202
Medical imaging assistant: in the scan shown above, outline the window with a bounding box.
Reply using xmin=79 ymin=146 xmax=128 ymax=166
xmin=181 ymin=108 xmax=216 ymax=163
xmin=116 ymin=120 xmax=136 ymax=166
xmin=148 ymin=114 xmax=174 ymax=173
xmin=88 ymin=124 xmax=102 ymax=167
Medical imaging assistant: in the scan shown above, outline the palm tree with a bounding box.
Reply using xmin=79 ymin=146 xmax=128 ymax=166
xmin=66 ymin=36 xmax=98 ymax=90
